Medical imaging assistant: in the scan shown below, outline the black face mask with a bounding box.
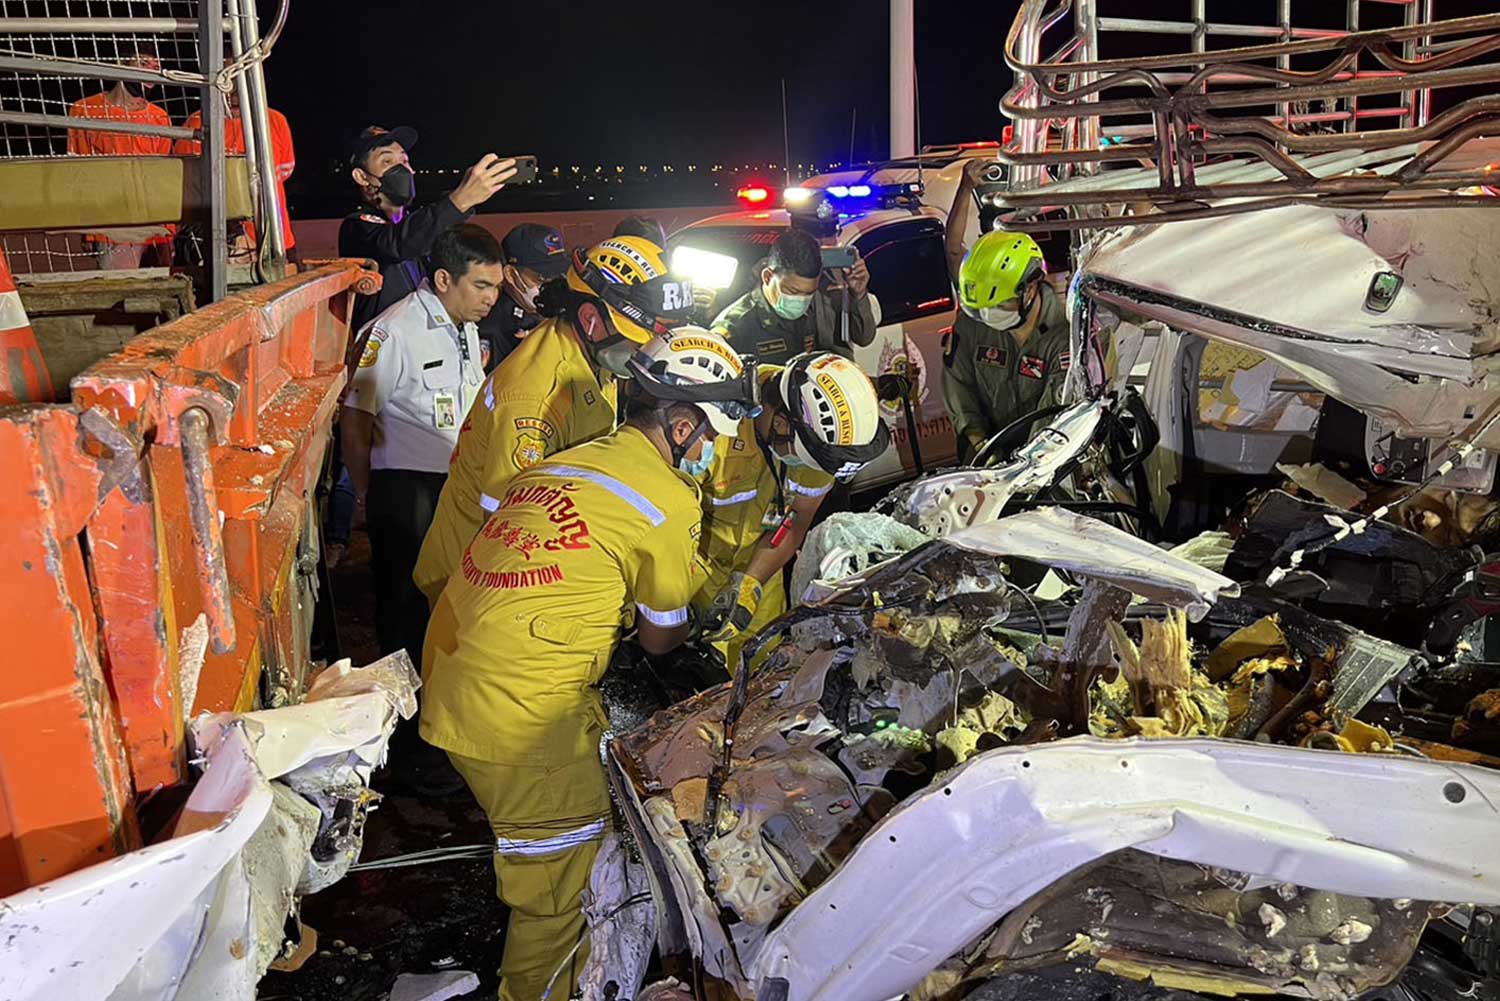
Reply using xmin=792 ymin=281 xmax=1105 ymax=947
xmin=377 ymin=163 xmax=416 ymax=207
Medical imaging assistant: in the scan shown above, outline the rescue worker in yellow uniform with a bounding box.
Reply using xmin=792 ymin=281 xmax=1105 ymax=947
xmin=419 ymin=328 xmax=757 ymax=1001
xmin=413 ymin=235 xmax=694 ymax=605
xmin=697 ymin=352 xmax=890 ymax=670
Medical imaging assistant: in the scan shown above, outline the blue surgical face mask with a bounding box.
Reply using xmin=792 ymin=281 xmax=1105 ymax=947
xmin=773 ymin=446 xmax=809 ymax=468
xmin=679 ymin=436 xmax=716 ymax=478
xmin=768 ymin=276 xmax=813 ymax=321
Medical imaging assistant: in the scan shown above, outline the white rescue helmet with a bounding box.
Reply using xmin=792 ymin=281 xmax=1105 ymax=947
xmin=625 ymin=326 xmax=761 ymax=438
xmin=776 ymin=352 xmax=890 ymax=480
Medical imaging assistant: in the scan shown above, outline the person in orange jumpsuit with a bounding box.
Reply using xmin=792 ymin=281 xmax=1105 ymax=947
xmin=175 ymin=86 xmax=297 ymax=260
xmin=67 ymin=46 xmax=173 ymax=269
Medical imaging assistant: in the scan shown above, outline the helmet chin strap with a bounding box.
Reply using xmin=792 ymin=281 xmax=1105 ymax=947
xmin=661 ymin=409 xmax=709 ymax=465
xmin=571 ymin=297 xmax=624 ymax=372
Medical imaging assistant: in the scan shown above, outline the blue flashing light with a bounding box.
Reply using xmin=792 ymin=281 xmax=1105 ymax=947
xmin=828 ymin=185 xmax=850 ymax=198
xmin=848 ymin=184 xmax=872 ymax=197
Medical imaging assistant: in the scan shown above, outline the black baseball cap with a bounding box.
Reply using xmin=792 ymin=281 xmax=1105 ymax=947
xmin=502 ymin=223 xmax=569 ymax=279
xmin=350 ymin=125 xmax=417 ymax=168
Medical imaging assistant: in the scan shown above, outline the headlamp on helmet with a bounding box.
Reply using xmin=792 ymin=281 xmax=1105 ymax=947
xmin=775 ymin=353 xmax=890 ymax=481
xmin=626 ymin=327 xmax=761 ymax=442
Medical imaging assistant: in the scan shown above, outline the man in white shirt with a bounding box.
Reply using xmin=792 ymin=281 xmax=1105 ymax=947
xmin=342 ymin=223 xmax=499 ymax=663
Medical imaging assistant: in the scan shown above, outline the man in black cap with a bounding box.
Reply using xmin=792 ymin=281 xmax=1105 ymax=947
xmin=476 ymin=222 xmax=570 ymax=370
xmin=612 ymin=215 xmax=667 ymax=249
xmin=339 ymin=125 xmax=519 ymax=333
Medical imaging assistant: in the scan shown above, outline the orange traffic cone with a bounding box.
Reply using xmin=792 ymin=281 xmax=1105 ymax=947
xmin=0 ymin=248 xmax=53 ymax=404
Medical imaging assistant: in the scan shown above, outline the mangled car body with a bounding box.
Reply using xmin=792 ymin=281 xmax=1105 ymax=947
xmin=592 ymin=8 xmax=1500 ymax=1000
xmin=601 ymin=511 xmax=1500 ymax=1001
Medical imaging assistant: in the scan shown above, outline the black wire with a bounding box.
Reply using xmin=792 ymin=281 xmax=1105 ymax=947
xmin=1005 ymin=579 xmax=1051 ymax=647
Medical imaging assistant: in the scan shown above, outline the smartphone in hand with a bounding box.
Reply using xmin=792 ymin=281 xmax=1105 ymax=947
xmin=820 ymin=246 xmax=857 ymax=270
xmin=506 ymin=155 xmax=540 ymax=185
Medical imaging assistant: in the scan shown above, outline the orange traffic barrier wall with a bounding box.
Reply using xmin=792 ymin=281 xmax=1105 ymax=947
xmin=0 ymin=260 xmax=377 ymax=895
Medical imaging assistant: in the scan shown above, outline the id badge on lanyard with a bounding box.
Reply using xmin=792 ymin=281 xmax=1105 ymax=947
xmin=433 ymin=392 xmax=459 ymax=430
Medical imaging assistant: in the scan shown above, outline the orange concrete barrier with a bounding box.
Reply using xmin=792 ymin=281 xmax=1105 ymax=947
xmin=0 ymin=259 xmax=377 ymax=896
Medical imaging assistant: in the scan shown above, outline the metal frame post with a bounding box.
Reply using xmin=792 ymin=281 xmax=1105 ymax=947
xmin=1075 ymin=0 xmax=1100 ymax=161
xmin=889 ymin=0 xmax=916 ymax=158
xmin=237 ymin=0 xmax=287 ymax=273
xmin=223 ymin=0 xmax=265 ymax=279
xmin=1010 ymin=0 xmax=1046 ymax=190
xmin=199 ymin=0 xmax=226 ymax=302
xmin=1417 ymin=0 xmax=1434 ymax=126
xmin=1277 ymin=0 xmax=1293 ymax=129
xmin=1345 ymin=0 xmax=1361 ymax=131
xmin=1410 ymin=0 xmax=1435 ymax=127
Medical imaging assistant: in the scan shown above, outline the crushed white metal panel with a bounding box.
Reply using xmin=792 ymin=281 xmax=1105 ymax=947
xmin=1094 ymin=289 xmax=1496 ymax=444
xmin=0 ymin=653 xmax=416 ymax=1001
xmin=944 ymin=507 xmax=1239 ymax=619
xmin=579 ymin=833 xmax=657 ymax=1001
xmin=743 ymin=736 xmax=1500 ymax=1001
xmin=1078 ymin=203 xmax=1500 ymax=380
xmin=904 ymin=401 xmax=1106 ymax=537
xmin=191 ymin=653 xmax=417 ymax=781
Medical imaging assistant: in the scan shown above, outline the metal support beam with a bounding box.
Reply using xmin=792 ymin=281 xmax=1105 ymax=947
xmin=0 ymin=17 xmax=205 ymax=32
xmin=235 ymin=0 xmax=287 ymax=274
xmin=1096 ymin=18 xmax=1345 ymax=40
xmin=1075 ymin=0 xmax=1100 ymax=161
xmin=889 ymin=0 xmax=915 ymax=158
xmin=1009 ymin=0 xmax=1046 ymax=190
xmin=1277 ymin=0 xmax=1293 ymax=129
xmin=1415 ymin=0 xmax=1435 ymax=125
xmin=1346 ymin=0 xmax=1361 ymax=132
xmin=1403 ymin=0 xmax=1419 ymax=127
xmin=0 ymin=53 xmax=204 ymax=86
xmin=200 ymin=0 xmax=227 ymax=303
xmin=224 ymin=0 xmax=264 ymax=281
xmin=0 ymin=110 xmax=195 ymax=140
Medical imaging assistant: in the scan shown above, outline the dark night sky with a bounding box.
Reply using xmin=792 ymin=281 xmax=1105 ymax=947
xmin=262 ymin=0 xmax=1019 ymax=177
xmin=261 ymin=0 xmax=1495 ymax=193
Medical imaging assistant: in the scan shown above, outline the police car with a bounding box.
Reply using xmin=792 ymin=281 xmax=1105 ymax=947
xmin=668 ymin=145 xmax=1001 ymax=494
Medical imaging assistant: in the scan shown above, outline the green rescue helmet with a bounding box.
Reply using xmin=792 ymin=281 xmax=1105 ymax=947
xmin=959 ymin=229 xmax=1046 ymax=316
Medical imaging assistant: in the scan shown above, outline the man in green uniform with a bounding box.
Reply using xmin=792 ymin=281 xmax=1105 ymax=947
xmin=942 ymin=229 xmax=1070 ymax=462
xmin=712 ymin=228 xmax=877 ymax=365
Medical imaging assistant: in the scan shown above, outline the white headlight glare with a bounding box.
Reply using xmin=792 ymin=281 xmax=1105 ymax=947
xmin=669 ymin=245 xmax=740 ymax=292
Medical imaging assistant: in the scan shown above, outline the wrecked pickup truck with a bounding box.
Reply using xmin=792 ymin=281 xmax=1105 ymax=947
xmin=594 ymin=506 xmax=1500 ymax=1001
xmin=583 ymin=7 xmax=1500 ymax=1001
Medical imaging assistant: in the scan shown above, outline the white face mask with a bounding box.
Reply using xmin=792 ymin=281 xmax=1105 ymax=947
xmin=977 ymin=302 xmax=1024 ymax=331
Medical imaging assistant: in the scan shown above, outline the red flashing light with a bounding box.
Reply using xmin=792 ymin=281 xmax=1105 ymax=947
xmin=737 ymin=185 xmax=772 ymax=205
xmin=958 ymin=141 xmax=1000 ymax=150
xmin=918 ymin=297 xmax=954 ymax=311
xmin=1002 ymin=125 xmax=1014 ymax=144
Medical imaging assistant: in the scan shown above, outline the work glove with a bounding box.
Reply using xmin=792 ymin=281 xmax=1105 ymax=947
xmin=701 ymin=571 xmax=762 ymax=642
